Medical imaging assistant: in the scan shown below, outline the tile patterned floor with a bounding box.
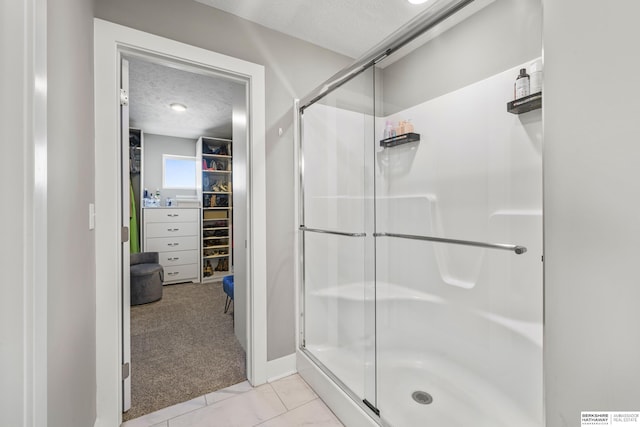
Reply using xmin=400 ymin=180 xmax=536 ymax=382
xmin=122 ymin=374 xmax=344 ymax=427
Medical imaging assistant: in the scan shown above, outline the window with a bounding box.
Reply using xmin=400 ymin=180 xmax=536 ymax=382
xmin=162 ymin=154 xmax=197 ymax=189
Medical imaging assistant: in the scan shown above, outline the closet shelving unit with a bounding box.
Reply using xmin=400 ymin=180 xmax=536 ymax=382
xmin=196 ymin=136 xmax=233 ymax=282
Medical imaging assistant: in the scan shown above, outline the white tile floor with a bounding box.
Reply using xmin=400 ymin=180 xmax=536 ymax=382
xmin=122 ymin=374 xmax=344 ymax=427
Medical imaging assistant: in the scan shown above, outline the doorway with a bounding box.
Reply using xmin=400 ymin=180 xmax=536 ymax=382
xmin=121 ymin=53 xmax=249 ymax=420
xmin=94 ymin=19 xmax=267 ymax=427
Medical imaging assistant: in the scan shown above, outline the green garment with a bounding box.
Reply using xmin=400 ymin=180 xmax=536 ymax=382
xmin=130 ymin=183 xmax=140 ymax=253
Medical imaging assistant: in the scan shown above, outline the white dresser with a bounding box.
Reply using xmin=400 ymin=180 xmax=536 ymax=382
xmin=142 ymin=207 xmax=201 ymax=284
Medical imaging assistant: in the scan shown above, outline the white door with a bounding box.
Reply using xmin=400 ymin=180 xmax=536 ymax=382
xmin=120 ymin=57 xmax=132 ymax=413
xmin=231 ymin=84 xmax=249 ymax=353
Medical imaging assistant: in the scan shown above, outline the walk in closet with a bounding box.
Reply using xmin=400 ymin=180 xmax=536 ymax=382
xmin=132 ymin=132 xmax=235 ymax=282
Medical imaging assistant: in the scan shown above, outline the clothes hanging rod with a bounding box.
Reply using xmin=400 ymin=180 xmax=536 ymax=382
xmin=298 ymin=0 xmax=476 ymax=111
xmin=374 ymin=232 xmax=527 ymax=255
xmin=299 ymin=226 xmax=366 ymax=238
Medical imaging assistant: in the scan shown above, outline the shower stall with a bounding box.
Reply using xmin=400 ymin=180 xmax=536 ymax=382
xmin=296 ymin=0 xmax=543 ymax=426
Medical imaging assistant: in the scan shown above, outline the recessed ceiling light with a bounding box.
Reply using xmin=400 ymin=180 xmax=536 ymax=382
xmin=407 ymin=0 xmax=429 ymax=4
xmin=169 ymin=103 xmax=187 ymax=112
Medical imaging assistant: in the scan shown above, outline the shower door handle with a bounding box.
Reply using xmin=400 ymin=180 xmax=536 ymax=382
xmin=299 ymin=225 xmax=366 ymax=238
xmin=374 ymin=232 xmax=527 ymax=255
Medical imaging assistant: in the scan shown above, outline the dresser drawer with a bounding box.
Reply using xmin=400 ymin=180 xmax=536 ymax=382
xmin=144 ymin=208 xmax=199 ymax=223
xmin=163 ymin=263 xmax=199 ymax=283
xmin=146 ymin=221 xmax=199 ymax=238
xmin=145 ymin=236 xmax=199 ymax=252
xmin=159 ymin=250 xmax=199 ymax=266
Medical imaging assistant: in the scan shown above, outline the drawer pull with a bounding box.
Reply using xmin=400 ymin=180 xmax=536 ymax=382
xmin=167 ymin=213 xmax=179 ymax=217
xmin=167 ymin=257 xmax=180 ymax=261
xmin=167 ymin=242 xmax=180 ymax=247
xmin=167 ymin=228 xmax=180 ymax=232
xmin=167 ymin=272 xmax=179 ymax=276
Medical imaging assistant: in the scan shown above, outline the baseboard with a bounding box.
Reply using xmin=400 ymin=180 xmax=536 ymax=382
xmin=266 ymin=353 xmax=297 ymax=382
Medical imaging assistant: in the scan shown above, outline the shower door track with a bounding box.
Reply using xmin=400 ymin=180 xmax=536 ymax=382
xmin=299 ymin=347 xmax=382 ymax=423
xmin=374 ymin=232 xmax=527 ymax=254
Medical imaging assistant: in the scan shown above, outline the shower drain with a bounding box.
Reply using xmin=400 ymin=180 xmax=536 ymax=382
xmin=412 ymin=391 xmax=433 ymax=405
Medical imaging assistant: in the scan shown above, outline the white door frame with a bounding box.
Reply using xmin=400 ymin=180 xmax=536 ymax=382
xmin=119 ymin=57 xmax=132 ymax=413
xmin=0 ymin=0 xmax=47 ymax=425
xmin=94 ymin=19 xmax=267 ymax=427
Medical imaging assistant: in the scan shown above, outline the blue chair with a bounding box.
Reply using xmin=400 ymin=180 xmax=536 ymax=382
xmin=222 ymin=275 xmax=234 ymax=314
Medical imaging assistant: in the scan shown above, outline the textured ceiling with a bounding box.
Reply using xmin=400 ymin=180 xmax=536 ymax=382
xmin=194 ymin=0 xmax=434 ymax=58
xmin=128 ymin=56 xmax=242 ymax=139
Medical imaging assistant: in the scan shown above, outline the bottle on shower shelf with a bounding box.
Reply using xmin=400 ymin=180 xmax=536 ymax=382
xmin=397 ymin=119 xmax=415 ymax=135
xmin=403 ymin=119 xmax=414 ymax=134
xmin=383 ymin=120 xmax=394 ymax=139
xmin=514 ymin=68 xmax=530 ymax=99
xmin=529 ymin=59 xmax=543 ymax=94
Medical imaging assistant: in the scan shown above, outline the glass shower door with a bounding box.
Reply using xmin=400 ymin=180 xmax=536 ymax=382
xmin=298 ymin=2 xmax=543 ymax=426
xmin=373 ymin=0 xmax=543 ymax=425
xmin=300 ymin=68 xmax=377 ymax=407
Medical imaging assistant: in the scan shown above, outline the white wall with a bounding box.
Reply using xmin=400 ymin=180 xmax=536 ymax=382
xmin=543 ymin=1 xmax=640 ymax=425
xmin=94 ymin=0 xmax=353 ymax=360
xmin=47 ymin=0 xmax=97 ymax=426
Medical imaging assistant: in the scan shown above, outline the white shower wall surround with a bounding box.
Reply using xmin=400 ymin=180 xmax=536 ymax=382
xmin=301 ymin=60 xmax=542 ymax=427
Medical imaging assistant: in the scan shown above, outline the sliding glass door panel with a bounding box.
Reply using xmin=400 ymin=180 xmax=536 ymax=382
xmin=374 ymin=0 xmax=543 ymax=424
xmin=300 ymin=68 xmax=376 ymax=405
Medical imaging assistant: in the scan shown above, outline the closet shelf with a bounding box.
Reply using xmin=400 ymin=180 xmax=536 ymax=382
xmin=507 ymin=92 xmax=542 ymax=114
xmin=203 ymin=191 xmax=231 ymax=194
xmin=380 ymin=132 xmax=420 ymax=148
xmin=202 ymin=270 xmax=233 ymax=281
xmin=203 ymin=169 xmax=232 ymax=174
xmin=204 ymin=207 xmax=232 ymax=210
xmin=202 ymin=154 xmax=231 ymax=159
xmin=203 ymin=254 xmax=230 ymax=259
xmin=203 ymin=227 xmax=230 ymax=231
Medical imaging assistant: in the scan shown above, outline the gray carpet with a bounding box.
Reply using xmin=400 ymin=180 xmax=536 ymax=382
xmin=124 ymin=281 xmax=246 ymax=421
